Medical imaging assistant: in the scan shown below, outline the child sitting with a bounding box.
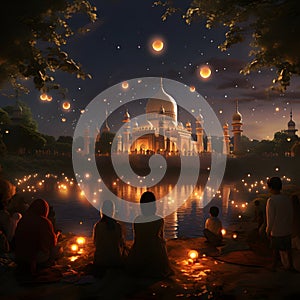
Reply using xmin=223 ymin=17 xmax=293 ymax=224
xmin=203 ymin=206 xmax=223 ymax=246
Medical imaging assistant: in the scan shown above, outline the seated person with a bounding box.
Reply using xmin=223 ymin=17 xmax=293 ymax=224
xmin=93 ymin=200 xmax=127 ymax=271
xmin=0 ymin=178 xmax=17 ymax=250
xmin=203 ymin=206 xmax=223 ymax=246
xmin=15 ymin=198 xmax=61 ymax=274
xmin=127 ymin=191 xmax=173 ymax=278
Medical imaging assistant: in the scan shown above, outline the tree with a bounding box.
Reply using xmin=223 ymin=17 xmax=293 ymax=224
xmin=0 ymin=108 xmax=10 ymax=125
xmin=253 ymin=139 xmax=275 ymax=155
xmin=95 ymin=132 xmax=115 ymax=154
xmin=57 ymin=136 xmax=73 ymax=144
xmin=3 ymin=101 xmax=38 ymax=131
xmin=2 ymin=125 xmax=46 ymax=153
xmin=273 ymin=131 xmax=297 ymax=155
xmin=0 ymin=0 xmax=97 ymax=94
xmin=156 ymin=0 xmax=300 ymax=90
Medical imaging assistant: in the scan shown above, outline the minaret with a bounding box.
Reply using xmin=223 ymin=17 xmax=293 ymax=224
xmin=117 ymin=135 xmax=122 ymax=152
xmin=286 ymin=109 xmax=298 ymax=137
xmin=207 ymin=135 xmax=212 ymax=152
xmin=195 ymin=113 xmax=204 ymax=153
xmin=158 ymin=105 xmax=166 ymax=151
xmin=102 ymin=110 xmax=110 ymax=133
xmin=223 ymin=122 xmax=230 ymax=155
xmin=185 ymin=121 xmax=192 ymax=133
xmin=122 ymin=109 xmax=131 ymax=153
xmin=83 ymin=127 xmax=90 ymax=156
xmin=231 ymin=100 xmax=243 ymax=153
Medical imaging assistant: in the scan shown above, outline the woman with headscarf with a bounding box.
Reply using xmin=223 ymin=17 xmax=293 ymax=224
xmin=127 ymin=191 xmax=173 ymax=278
xmin=93 ymin=199 xmax=127 ymax=272
xmin=15 ymin=198 xmax=60 ymax=273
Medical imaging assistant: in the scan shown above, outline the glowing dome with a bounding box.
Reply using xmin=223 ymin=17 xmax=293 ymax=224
xmin=146 ymin=79 xmax=177 ymax=121
xmin=232 ymin=111 xmax=242 ymax=122
xmin=288 ymin=119 xmax=295 ymax=127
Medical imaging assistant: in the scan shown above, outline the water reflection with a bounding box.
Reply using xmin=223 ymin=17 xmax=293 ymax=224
xmin=13 ymin=172 xmax=285 ymax=240
xmin=12 ymin=174 xmax=251 ymax=239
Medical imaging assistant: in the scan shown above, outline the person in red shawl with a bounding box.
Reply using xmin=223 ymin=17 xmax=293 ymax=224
xmin=15 ymin=198 xmax=61 ymax=274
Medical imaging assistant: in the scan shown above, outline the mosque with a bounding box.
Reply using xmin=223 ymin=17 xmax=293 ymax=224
xmin=85 ymin=84 xmax=299 ymax=157
xmin=96 ymin=81 xmax=243 ymax=156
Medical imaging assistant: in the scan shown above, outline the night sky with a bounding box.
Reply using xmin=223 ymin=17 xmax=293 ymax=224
xmin=1 ymin=0 xmax=299 ymax=140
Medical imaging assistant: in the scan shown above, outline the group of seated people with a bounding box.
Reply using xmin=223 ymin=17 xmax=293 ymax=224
xmin=0 ymin=177 xmax=173 ymax=278
xmin=93 ymin=191 xmax=173 ymax=278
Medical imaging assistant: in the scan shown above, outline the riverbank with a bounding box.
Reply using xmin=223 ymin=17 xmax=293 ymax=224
xmin=1 ymin=222 xmax=300 ymax=300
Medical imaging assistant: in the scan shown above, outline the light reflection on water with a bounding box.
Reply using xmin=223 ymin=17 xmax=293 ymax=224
xmin=14 ymin=174 xmax=252 ymax=240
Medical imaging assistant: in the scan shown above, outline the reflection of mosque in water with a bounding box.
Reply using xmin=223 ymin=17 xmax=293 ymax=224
xmin=91 ymin=79 xmax=244 ymax=156
xmin=107 ymin=180 xmax=237 ymax=239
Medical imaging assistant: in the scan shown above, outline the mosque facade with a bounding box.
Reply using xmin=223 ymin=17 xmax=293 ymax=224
xmin=105 ymin=82 xmax=241 ymax=156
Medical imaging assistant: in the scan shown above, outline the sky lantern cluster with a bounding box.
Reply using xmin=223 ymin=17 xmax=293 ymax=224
xmin=40 ymin=93 xmax=52 ymax=102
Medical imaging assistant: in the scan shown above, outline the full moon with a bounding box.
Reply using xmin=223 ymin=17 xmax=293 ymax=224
xmin=62 ymin=101 xmax=71 ymax=110
xmin=152 ymin=39 xmax=164 ymax=52
xmin=122 ymin=81 xmax=129 ymax=89
xmin=199 ymin=66 xmax=212 ymax=79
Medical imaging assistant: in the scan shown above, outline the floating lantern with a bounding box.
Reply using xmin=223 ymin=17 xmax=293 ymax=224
xmin=122 ymin=81 xmax=129 ymax=89
xmin=199 ymin=65 xmax=211 ymax=79
xmin=190 ymin=85 xmax=196 ymax=92
xmin=221 ymin=229 xmax=226 ymax=236
xmin=76 ymin=237 xmax=86 ymax=245
xmin=62 ymin=101 xmax=71 ymax=110
xmin=46 ymin=95 xmax=52 ymax=102
xmin=188 ymin=250 xmax=198 ymax=260
xmin=152 ymin=39 xmax=164 ymax=52
xmin=232 ymin=232 xmax=238 ymax=239
xmin=40 ymin=93 xmax=48 ymax=101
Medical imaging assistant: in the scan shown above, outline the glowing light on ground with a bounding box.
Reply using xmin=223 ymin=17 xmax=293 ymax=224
xmin=188 ymin=250 xmax=198 ymax=260
xmin=199 ymin=65 xmax=212 ymax=79
xmin=71 ymin=244 xmax=78 ymax=252
xmin=76 ymin=237 xmax=86 ymax=245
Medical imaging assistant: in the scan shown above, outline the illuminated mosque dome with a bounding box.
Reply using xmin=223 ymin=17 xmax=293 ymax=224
xmin=146 ymin=78 xmax=177 ymax=121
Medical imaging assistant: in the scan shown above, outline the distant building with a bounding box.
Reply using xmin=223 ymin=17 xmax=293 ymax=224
xmin=231 ymin=100 xmax=243 ymax=153
xmin=114 ymin=79 xmax=206 ymax=155
xmin=94 ymin=81 xmax=242 ymax=156
xmin=284 ymin=109 xmax=298 ymax=137
xmin=10 ymin=102 xmax=23 ymax=124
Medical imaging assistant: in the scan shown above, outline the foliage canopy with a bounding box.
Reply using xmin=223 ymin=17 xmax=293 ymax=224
xmin=156 ymin=0 xmax=300 ymax=90
xmin=0 ymin=0 xmax=97 ymax=94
